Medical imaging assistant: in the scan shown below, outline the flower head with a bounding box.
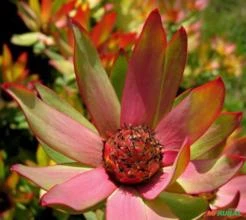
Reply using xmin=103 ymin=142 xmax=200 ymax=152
xmin=2 ymin=9 xmax=243 ymax=219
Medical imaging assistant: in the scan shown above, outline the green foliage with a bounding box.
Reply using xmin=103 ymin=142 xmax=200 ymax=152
xmin=110 ymin=52 xmax=128 ymax=101
xmin=159 ymin=192 xmax=208 ymax=220
xmin=202 ymin=0 xmax=246 ymax=54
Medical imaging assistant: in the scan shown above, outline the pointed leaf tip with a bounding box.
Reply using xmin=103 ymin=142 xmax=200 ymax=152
xmin=149 ymin=9 xmax=162 ymax=18
xmin=142 ymin=9 xmax=166 ymax=44
xmin=179 ymin=26 xmax=187 ymax=36
xmin=177 ymin=26 xmax=188 ymax=49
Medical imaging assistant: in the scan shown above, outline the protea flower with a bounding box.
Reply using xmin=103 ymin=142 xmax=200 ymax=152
xmin=2 ymin=10 xmax=243 ymax=219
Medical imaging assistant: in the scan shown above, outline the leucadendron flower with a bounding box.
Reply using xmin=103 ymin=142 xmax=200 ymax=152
xmin=2 ymin=10 xmax=244 ymax=219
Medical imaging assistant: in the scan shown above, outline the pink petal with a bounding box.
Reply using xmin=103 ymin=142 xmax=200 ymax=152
xmin=138 ymin=139 xmax=190 ymax=199
xmin=177 ymin=156 xmax=243 ymax=194
xmin=120 ymin=9 xmax=167 ymax=127
xmin=3 ymin=84 xmax=103 ymax=167
xmin=155 ymin=77 xmax=225 ymax=149
xmin=107 ymin=187 xmax=177 ymax=220
xmin=11 ymin=164 xmax=89 ymax=191
xmin=72 ymin=21 xmax=120 ymax=137
xmin=41 ymin=167 xmax=117 ymax=212
xmin=106 ymin=187 xmax=146 ymax=220
xmin=212 ymin=175 xmax=246 ymax=214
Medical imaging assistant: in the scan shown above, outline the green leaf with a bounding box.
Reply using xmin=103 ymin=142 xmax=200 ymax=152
xmin=84 ymin=210 xmax=104 ymax=220
xmin=52 ymin=0 xmax=67 ymax=13
xmin=49 ymin=59 xmax=74 ymax=75
xmin=110 ymin=52 xmax=128 ymax=101
xmin=17 ymin=2 xmax=39 ymax=31
xmin=40 ymin=140 xmax=75 ymax=164
xmin=240 ymin=162 xmax=246 ymax=174
xmin=36 ymin=144 xmax=50 ymax=166
xmin=29 ymin=0 xmax=41 ymax=17
xmin=33 ymin=41 xmax=46 ymax=54
xmin=11 ymin=32 xmax=40 ymax=46
xmin=45 ymin=49 xmax=64 ymax=60
xmin=159 ymin=192 xmax=208 ymax=220
xmin=0 ymin=153 xmax=5 ymax=181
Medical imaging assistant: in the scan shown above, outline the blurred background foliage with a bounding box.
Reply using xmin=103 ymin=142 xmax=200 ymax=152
xmin=0 ymin=0 xmax=246 ymax=219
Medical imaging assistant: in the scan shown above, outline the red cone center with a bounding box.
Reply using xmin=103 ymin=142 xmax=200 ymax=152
xmin=103 ymin=125 xmax=163 ymax=184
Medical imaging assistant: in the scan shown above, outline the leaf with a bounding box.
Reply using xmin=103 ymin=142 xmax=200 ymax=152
xmin=191 ymin=112 xmax=242 ymax=160
xmin=3 ymin=84 xmax=103 ymax=167
xmin=110 ymin=52 xmax=128 ymax=101
xmin=36 ymin=83 xmax=98 ymax=133
xmin=49 ymin=59 xmax=74 ymax=75
xmin=90 ymin=12 xmax=116 ymax=47
xmin=29 ymin=0 xmax=41 ymax=17
xmin=17 ymin=2 xmax=39 ymax=30
xmin=0 ymin=153 xmax=5 ymax=181
xmin=36 ymin=144 xmax=50 ymax=166
xmin=177 ymin=156 xmax=243 ymax=194
xmin=152 ymin=27 xmax=187 ymax=126
xmin=11 ymin=32 xmax=40 ymax=46
xmin=159 ymin=192 xmax=208 ymax=220
xmin=72 ymin=21 xmax=120 ymax=137
xmin=40 ymin=140 xmax=75 ymax=164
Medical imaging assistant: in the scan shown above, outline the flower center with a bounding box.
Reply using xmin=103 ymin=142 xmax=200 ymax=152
xmin=103 ymin=125 xmax=163 ymax=184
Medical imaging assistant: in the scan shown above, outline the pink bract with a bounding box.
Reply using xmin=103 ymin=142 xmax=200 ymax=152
xmin=3 ymin=9 xmax=244 ymax=219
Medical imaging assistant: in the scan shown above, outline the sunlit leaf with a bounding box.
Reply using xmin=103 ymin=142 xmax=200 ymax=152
xmin=110 ymin=52 xmax=128 ymax=101
xmin=11 ymin=32 xmax=40 ymax=46
xmin=159 ymin=192 xmax=208 ymax=220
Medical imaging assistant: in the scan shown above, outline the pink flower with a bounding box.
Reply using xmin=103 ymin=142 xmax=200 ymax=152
xmin=2 ymin=10 xmax=243 ymax=219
